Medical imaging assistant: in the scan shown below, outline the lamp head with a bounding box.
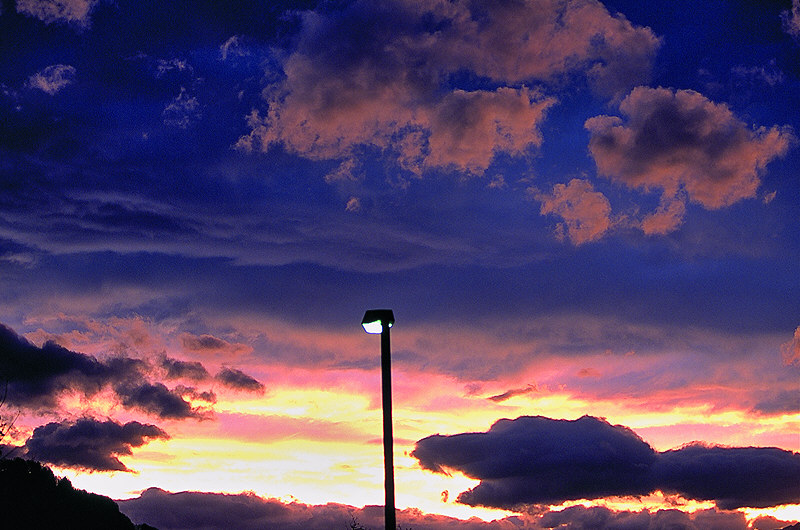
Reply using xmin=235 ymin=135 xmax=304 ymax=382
xmin=361 ymin=309 xmax=395 ymax=334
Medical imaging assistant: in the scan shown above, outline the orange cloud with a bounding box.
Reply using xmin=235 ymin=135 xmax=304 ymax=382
xmin=781 ymin=327 xmax=800 ymax=366
xmin=534 ymin=179 xmax=612 ymax=244
xmin=238 ymin=0 xmax=658 ymax=175
xmin=585 ymin=87 xmax=793 ymax=215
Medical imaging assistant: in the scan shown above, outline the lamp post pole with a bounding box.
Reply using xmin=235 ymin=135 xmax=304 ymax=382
xmin=380 ymin=324 xmax=396 ymax=530
xmin=361 ymin=309 xmax=396 ymax=530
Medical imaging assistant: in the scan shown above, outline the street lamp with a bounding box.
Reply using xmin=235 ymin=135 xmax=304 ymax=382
xmin=361 ymin=309 xmax=396 ymax=530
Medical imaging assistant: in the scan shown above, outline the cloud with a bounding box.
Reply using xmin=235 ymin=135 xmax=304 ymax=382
xmin=0 ymin=322 xmax=123 ymax=408
xmin=117 ymin=488 xmax=772 ymax=530
xmin=0 ymin=322 xmax=210 ymax=419
xmin=113 ymin=381 xmax=208 ymax=420
xmin=180 ymin=332 xmax=252 ymax=356
xmin=655 ymin=443 xmax=800 ymax=509
xmin=783 ymin=0 xmax=800 ymax=40
xmin=752 ymin=389 xmax=800 ymax=416
xmin=585 ymin=87 xmax=793 ymax=217
xmin=15 ymin=0 xmax=98 ymax=27
xmin=238 ymin=0 xmax=658 ymax=175
xmin=27 ymin=64 xmax=77 ymax=95
xmin=534 ymin=179 xmax=613 ymax=244
xmin=640 ymin=193 xmax=686 ymax=235
xmin=163 ymin=87 xmax=202 ymax=129
xmin=538 ymin=505 xmax=749 ymax=530
xmin=24 ymin=418 xmax=169 ymax=472
xmin=781 ymin=327 xmax=800 ymax=366
xmin=161 ymin=356 xmax=210 ymax=381
xmin=412 ymin=415 xmax=800 ymax=510
xmin=488 ymin=384 xmax=538 ymax=403
xmin=215 ymin=367 xmax=265 ymax=393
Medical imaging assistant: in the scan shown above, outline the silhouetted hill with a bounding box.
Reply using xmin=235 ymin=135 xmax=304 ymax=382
xmin=0 ymin=457 xmax=151 ymax=529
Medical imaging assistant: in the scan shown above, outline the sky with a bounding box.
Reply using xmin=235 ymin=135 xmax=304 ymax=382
xmin=0 ymin=0 xmax=799 ymax=528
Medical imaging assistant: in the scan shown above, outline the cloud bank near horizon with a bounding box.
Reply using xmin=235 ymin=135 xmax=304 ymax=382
xmin=412 ymin=415 xmax=800 ymax=510
xmin=117 ymin=486 xmax=796 ymax=530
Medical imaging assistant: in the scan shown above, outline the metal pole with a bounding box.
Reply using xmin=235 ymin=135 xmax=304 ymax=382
xmin=381 ymin=326 xmax=396 ymax=530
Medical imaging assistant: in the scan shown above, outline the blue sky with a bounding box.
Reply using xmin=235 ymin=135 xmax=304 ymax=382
xmin=1 ymin=1 xmax=799 ymax=528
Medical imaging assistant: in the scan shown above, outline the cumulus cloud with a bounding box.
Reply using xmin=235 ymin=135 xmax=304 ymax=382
xmin=15 ymin=0 xmax=98 ymax=27
xmin=24 ymin=418 xmax=169 ymax=472
xmin=238 ymin=0 xmax=659 ymax=175
xmin=412 ymin=415 xmax=800 ymax=510
xmin=27 ymin=64 xmax=77 ymax=95
xmin=215 ymin=367 xmax=265 ymax=393
xmin=534 ymin=179 xmax=613 ymax=244
xmin=585 ymin=87 xmax=793 ymax=221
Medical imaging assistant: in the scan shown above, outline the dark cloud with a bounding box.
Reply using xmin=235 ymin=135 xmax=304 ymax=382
xmin=117 ymin=487 xmax=783 ymax=530
xmin=412 ymin=415 xmax=800 ymax=510
xmin=114 ymin=381 xmax=207 ymax=420
xmin=538 ymin=505 xmax=749 ymax=530
xmin=215 ymin=367 xmax=264 ymax=393
xmin=161 ymin=356 xmax=210 ymax=381
xmin=24 ymin=418 xmax=168 ymax=472
xmin=655 ymin=443 xmax=800 ymax=509
xmin=752 ymin=390 xmax=800 ymax=415
xmin=181 ymin=333 xmax=252 ymax=356
xmin=0 ymin=322 xmax=211 ymax=419
xmin=487 ymin=384 xmax=538 ymax=403
xmin=0 ymin=323 xmax=124 ymax=408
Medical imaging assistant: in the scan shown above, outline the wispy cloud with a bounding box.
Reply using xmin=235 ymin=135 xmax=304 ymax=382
xmin=27 ymin=64 xmax=77 ymax=95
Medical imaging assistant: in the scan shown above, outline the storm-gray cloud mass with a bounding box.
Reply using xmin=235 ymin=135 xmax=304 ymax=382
xmin=412 ymin=415 xmax=800 ymax=510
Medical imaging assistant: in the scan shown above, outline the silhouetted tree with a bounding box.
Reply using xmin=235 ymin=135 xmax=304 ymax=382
xmin=0 ymin=380 xmax=20 ymax=459
xmin=0 ymin=458 xmax=140 ymax=529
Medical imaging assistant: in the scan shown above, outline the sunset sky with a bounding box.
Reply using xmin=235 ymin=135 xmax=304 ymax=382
xmin=1 ymin=0 xmax=799 ymax=528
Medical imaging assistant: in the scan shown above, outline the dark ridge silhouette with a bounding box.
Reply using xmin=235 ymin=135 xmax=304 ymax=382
xmin=0 ymin=457 xmax=154 ymax=529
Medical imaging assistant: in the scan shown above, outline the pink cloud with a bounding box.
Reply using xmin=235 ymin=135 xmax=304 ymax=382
xmin=781 ymin=327 xmax=800 ymax=366
xmin=16 ymin=0 xmax=98 ymax=27
xmin=585 ymin=87 xmax=793 ymax=214
xmin=180 ymin=332 xmax=252 ymax=357
xmin=640 ymin=194 xmax=686 ymax=235
xmin=238 ymin=0 xmax=658 ymax=175
xmin=534 ymin=179 xmax=612 ymax=244
xmin=425 ymin=87 xmax=552 ymax=173
xmin=27 ymin=64 xmax=76 ymax=95
xmin=783 ymin=0 xmax=800 ymax=40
